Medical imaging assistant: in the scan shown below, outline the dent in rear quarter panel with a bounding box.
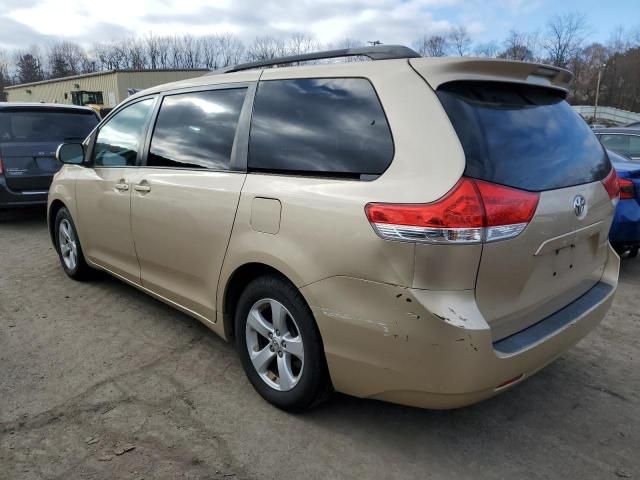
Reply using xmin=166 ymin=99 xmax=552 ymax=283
xmin=300 ymin=276 xmax=496 ymax=404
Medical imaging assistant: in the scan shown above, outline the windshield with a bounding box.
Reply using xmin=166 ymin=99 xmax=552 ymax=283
xmin=437 ymin=81 xmax=610 ymax=191
xmin=0 ymin=109 xmax=98 ymax=143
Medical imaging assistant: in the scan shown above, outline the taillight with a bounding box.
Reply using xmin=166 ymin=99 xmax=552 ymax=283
xmin=365 ymin=177 xmax=540 ymax=244
xmin=619 ymin=177 xmax=635 ymax=200
xmin=474 ymin=180 xmax=540 ymax=241
xmin=0 ymin=155 xmax=3 ymax=176
xmin=602 ymin=168 xmax=620 ymax=201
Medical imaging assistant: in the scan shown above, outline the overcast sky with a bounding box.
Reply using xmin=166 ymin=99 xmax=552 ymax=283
xmin=0 ymin=0 xmax=638 ymax=50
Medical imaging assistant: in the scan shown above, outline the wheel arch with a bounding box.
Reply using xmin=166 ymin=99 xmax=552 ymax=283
xmin=221 ymin=262 xmax=316 ymax=342
xmin=48 ymin=199 xmax=67 ymax=250
xmin=221 ymin=262 xmax=289 ymax=341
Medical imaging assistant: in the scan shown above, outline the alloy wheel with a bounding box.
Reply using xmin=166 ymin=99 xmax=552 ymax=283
xmin=58 ymin=218 xmax=78 ymax=271
xmin=245 ymin=298 xmax=305 ymax=391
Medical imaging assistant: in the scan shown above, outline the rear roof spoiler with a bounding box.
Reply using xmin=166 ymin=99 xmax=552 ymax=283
xmin=409 ymin=57 xmax=574 ymax=92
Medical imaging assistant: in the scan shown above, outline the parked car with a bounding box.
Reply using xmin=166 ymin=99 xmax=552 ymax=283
xmin=594 ymin=127 xmax=640 ymax=161
xmin=0 ymin=103 xmax=99 ymax=212
xmin=608 ymin=149 xmax=640 ymax=257
xmin=49 ymin=46 xmax=620 ymax=411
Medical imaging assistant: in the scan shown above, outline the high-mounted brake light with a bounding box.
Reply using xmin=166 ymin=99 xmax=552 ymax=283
xmin=602 ymin=168 xmax=620 ymax=201
xmin=365 ymin=177 xmax=540 ymax=244
xmin=618 ymin=177 xmax=635 ymax=200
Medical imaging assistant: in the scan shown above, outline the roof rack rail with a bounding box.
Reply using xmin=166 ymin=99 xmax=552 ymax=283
xmin=208 ymin=45 xmax=421 ymax=75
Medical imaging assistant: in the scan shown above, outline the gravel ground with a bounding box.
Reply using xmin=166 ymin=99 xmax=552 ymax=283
xmin=1 ymin=207 xmax=639 ymax=480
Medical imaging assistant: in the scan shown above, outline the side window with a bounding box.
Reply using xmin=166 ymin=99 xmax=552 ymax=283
xmin=600 ymin=134 xmax=631 ymax=157
xmin=148 ymin=88 xmax=247 ymax=170
xmin=628 ymin=136 xmax=640 ymax=158
xmin=248 ymin=78 xmax=394 ymax=178
xmin=93 ymin=98 xmax=154 ymax=167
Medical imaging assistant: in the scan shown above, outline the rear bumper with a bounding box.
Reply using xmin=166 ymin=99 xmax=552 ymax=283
xmin=610 ymin=199 xmax=640 ymax=245
xmin=0 ymin=176 xmax=49 ymax=208
xmin=301 ymin=244 xmax=619 ymax=409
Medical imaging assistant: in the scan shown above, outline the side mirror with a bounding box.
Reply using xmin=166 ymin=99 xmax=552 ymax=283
xmin=56 ymin=143 xmax=85 ymax=165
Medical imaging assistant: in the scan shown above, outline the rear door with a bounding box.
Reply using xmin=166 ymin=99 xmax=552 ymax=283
xmin=130 ymin=82 xmax=254 ymax=320
xmin=0 ymin=108 xmax=98 ymax=192
xmin=435 ymin=81 xmax=614 ymax=340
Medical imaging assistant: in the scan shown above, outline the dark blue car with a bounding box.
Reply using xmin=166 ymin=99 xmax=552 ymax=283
xmin=608 ymin=149 xmax=640 ymax=257
xmin=0 ymin=103 xmax=99 ymax=213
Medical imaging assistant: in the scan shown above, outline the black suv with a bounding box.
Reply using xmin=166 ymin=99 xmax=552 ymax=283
xmin=0 ymin=103 xmax=99 ymax=212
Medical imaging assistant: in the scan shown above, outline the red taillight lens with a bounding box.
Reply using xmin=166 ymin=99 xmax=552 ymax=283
xmin=365 ymin=178 xmax=483 ymax=228
xmin=602 ymin=168 xmax=620 ymax=200
xmin=475 ymin=180 xmax=540 ymax=227
xmin=618 ymin=177 xmax=635 ymax=200
xmin=0 ymin=155 xmax=4 ymax=176
xmin=365 ymin=177 xmax=540 ymax=244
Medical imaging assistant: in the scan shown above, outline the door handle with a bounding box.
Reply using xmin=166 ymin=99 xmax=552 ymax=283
xmin=134 ymin=182 xmax=151 ymax=193
xmin=114 ymin=182 xmax=129 ymax=191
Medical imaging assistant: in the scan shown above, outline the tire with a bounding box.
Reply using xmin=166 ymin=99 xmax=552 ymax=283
xmin=54 ymin=207 xmax=94 ymax=280
xmin=235 ymin=275 xmax=330 ymax=411
xmin=612 ymin=243 xmax=627 ymax=256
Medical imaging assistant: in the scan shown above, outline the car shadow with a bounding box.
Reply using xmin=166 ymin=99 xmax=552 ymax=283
xmin=0 ymin=206 xmax=48 ymax=225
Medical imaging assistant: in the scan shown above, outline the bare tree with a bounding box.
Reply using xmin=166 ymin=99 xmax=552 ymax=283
xmin=198 ymin=33 xmax=244 ymax=69
xmin=449 ymin=26 xmax=471 ymax=56
xmin=474 ymin=41 xmax=499 ymax=58
xmin=180 ymin=35 xmax=201 ymax=68
xmin=143 ymin=33 xmax=160 ymax=69
xmin=199 ymin=35 xmax=218 ymax=69
xmin=543 ymin=12 xmax=588 ymax=67
xmin=215 ymin=33 xmax=244 ymax=68
xmin=155 ymin=36 xmax=172 ymax=69
xmin=167 ymin=36 xmax=184 ymax=68
xmin=47 ymin=41 xmax=89 ymax=78
xmin=246 ymin=36 xmax=286 ymax=61
xmin=286 ymin=33 xmax=320 ymax=55
xmin=499 ymin=30 xmax=536 ymax=61
xmin=414 ymin=35 xmax=448 ymax=57
xmin=126 ymin=37 xmax=148 ymax=69
xmin=93 ymin=41 xmax=126 ymax=70
xmin=332 ymin=38 xmax=365 ymax=49
xmin=608 ymin=26 xmax=631 ymax=54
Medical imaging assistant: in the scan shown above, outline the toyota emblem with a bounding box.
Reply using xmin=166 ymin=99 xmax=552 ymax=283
xmin=573 ymin=195 xmax=587 ymax=218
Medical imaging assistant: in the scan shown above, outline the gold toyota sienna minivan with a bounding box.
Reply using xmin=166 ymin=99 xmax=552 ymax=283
xmin=49 ymin=46 xmax=621 ymax=411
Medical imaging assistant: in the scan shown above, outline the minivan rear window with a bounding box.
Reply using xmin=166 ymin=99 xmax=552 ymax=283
xmin=0 ymin=109 xmax=98 ymax=143
xmin=437 ymin=81 xmax=610 ymax=191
